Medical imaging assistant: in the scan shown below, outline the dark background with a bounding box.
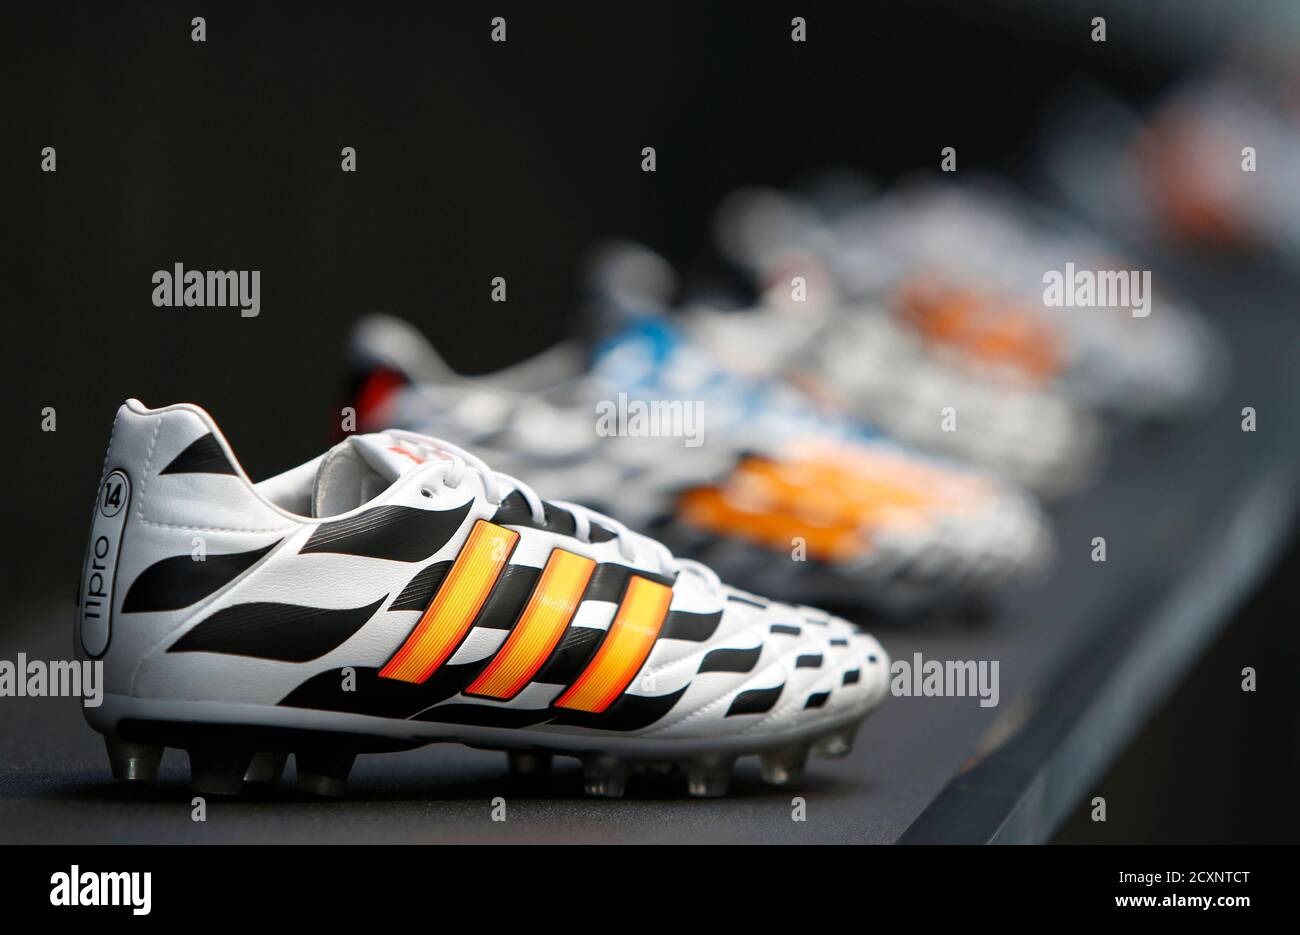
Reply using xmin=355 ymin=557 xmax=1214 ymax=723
xmin=2 ymin=0 xmax=1296 ymax=842
xmin=1 ymin=0 xmax=1197 ymax=596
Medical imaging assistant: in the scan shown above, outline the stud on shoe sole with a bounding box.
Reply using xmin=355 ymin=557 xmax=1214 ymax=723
xmin=105 ymin=738 xmax=164 ymax=783
xmin=582 ymin=755 xmax=627 ymax=798
xmin=506 ymin=751 xmax=551 ymax=778
xmin=295 ymin=751 xmax=356 ymax=797
xmin=759 ymin=745 xmax=810 ymax=786
xmin=686 ymin=757 xmax=735 ymax=798
xmin=244 ymin=752 xmax=289 ymax=786
xmin=813 ymin=723 xmax=859 ymax=758
xmin=188 ymin=745 xmax=254 ymax=796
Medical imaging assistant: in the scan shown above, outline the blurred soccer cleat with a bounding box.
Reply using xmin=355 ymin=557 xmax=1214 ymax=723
xmin=348 ymin=314 xmax=1052 ymax=615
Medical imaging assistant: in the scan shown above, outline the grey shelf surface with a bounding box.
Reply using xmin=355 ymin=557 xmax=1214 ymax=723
xmin=1 ymin=257 xmax=1296 ymax=844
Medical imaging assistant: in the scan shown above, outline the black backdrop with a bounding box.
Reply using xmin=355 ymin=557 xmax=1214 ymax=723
xmin=2 ymin=1 xmax=1196 ymax=606
xmin=4 ymin=0 xmax=1298 ymax=844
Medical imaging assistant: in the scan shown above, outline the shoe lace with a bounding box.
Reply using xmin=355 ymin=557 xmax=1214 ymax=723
xmin=387 ymin=429 xmax=723 ymax=594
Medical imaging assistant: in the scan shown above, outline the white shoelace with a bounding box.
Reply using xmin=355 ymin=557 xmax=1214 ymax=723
xmin=387 ymin=429 xmax=723 ymax=594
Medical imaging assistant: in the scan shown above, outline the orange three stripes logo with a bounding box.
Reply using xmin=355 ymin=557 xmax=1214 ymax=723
xmin=467 ymin=548 xmax=595 ymax=700
xmin=378 ymin=521 xmax=519 ymax=684
xmin=379 ymin=520 xmax=672 ymax=714
xmin=552 ymin=576 xmax=672 ymax=712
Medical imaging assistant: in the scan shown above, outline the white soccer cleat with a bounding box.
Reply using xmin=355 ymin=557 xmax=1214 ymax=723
xmin=77 ymin=400 xmax=889 ymax=798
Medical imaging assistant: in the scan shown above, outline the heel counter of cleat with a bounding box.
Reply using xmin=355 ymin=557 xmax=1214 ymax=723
xmin=76 ymin=400 xmax=291 ymax=705
xmin=77 ymin=401 xmax=166 ymax=672
xmin=341 ymin=315 xmax=430 ymax=437
xmin=343 ymin=364 xmax=409 ymax=438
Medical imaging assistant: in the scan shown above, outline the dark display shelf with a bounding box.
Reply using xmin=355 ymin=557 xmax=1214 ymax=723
xmin=1 ymin=255 xmax=1296 ymax=844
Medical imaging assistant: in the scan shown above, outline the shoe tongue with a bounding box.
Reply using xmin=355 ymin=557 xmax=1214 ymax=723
xmin=311 ymin=433 xmax=442 ymax=517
